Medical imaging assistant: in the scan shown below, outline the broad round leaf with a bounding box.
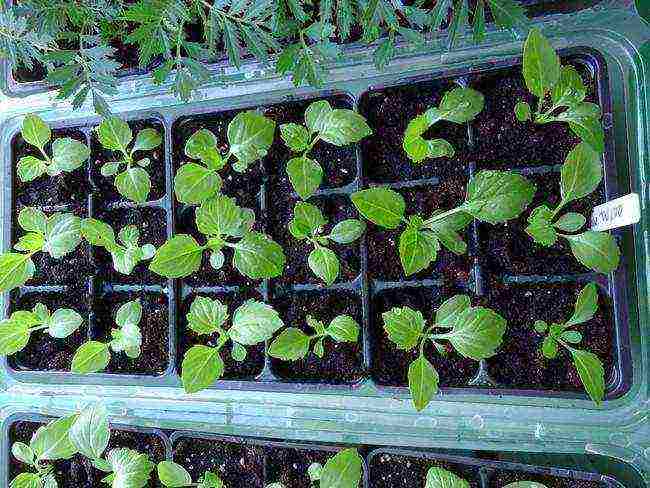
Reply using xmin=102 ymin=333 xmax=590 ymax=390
xmin=560 ymin=142 xmax=602 ymax=203
xmin=43 ymin=213 xmax=81 ymax=258
xmin=81 ymin=218 xmax=117 ymax=249
xmin=101 ymin=162 xmax=122 ymax=177
xmin=286 ymin=157 xmax=323 ymax=200
xmin=435 ymin=294 xmax=471 ymax=327
xmin=0 ymin=252 xmax=35 ymax=292
xmin=514 ymin=101 xmax=531 ymax=122
xmin=408 ymin=355 xmax=439 ymax=412
xmin=51 ymin=138 xmax=90 ymax=171
xmin=17 ymin=156 xmax=47 ymax=182
xmin=230 ymin=300 xmax=284 ymax=345
xmin=157 ymin=461 xmax=192 ymax=487
xmin=71 ymin=341 xmax=110 ymax=374
xmin=522 ymin=28 xmax=560 ymax=98
xmin=554 ymin=212 xmax=586 ymax=232
xmin=443 ymin=307 xmax=506 ymax=360
xmin=318 ymin=109 xmax=372 ymax=146
xmin=187 ymin=296 xmax=228 ymax=335
xmin=185 ymin=129 xmax=223 ymax=170
xmin=11 ymin=442 xmax=35 ymax=465
xmin=280 ymin=123 xmax=310 ymax=152
xmin=174 ymin=162 xmax=222 ymax=204
xmin=305 ymin=100 xmax=333 ymax=134
xmin=115 ymin=300 xmax=142 ymax=327
xmin=196 ymin=195 xmax=254 ymax=238
xmin=437 ymin=87 xmax=485 ymax=123
xmin=69 ymin=404 xmax=110 ymax=459
xmin=425 ymin=467 xmax=469 ymax=488
xmin=10 ymin=472 xmax=41 ymax=488
xmin=233 ymin=232 xmax=286 ymax=279
xmin=566 ymin=231 xmax=620 ymax=274
xmin=328 ymin=219 xmax=365 ymax=244
xmin=115 ymin=167 xmax=151 ymax=203
xmin=97 ymin=116 xmax=132 ymax=151
xmin=319 ymin=448 xmax=363 ymax=488
xmin=110 ymin=322 xmax=142 ymax=358
xmin=289 ymin=202 xmax=326 ymax=239
xmin=105 ymin=448 xmax=154 ymax=488
xmin=14 ymin=233 xmax=45 ymax=252
xmin=181 ymin=345 xmax=224 ymax=393
xmin=19 ymin=207 xmax=47 ymax=234
xmin=351 ymin=188 xmax=405 ymax=229
xmin=47 ymin=308 xmax=83 ymax=338
xmin=31 ymin=415 xmax=77 ymax=461
xmin=0 ymin=318 xmax=31 ymax=355
xmin=227 ymin=111 xmax=275 ymax=170
xmin=149 ymin=235 xmax=204 ymax=278
xmin=464 ymin=170 xmax=535 ymax=224
xmin=382 ymin=306 xmax=424 ymax=350
xmin=268 ymin=328 xmax=310 ymax=360
xmin=132 ymin=128 xmax=162 ymax=153
xmin=22 ymin=114 xmax=51 ymax=150
xmin=327 ymin=315 xmax=359 ymax=343
xmin=308 ymin=246 xmax=340 ymax=285
xmin=399 ymin=228 xmax=439 ymax=276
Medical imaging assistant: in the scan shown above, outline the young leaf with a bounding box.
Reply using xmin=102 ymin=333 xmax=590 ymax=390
xmin=10 ymin=473 xmax=42 ymax=488
xmin=318 ymin=109 xmax=372 ymax=146
xmin=399 ymin=227 xmax=439 ymax=276
xmin=463 ymin=170 xmax=535 ymax=224
xmin=30 ymin=415 xmax=77 ymax=461
xmin=232 ymin=232 xmax=286 ymax=279
xmin=351 ymin=187 xmax=405 ymax=229
xmin=435 ymin=87 xmax=485 ymax=124
xmin=552 ymin=65 xmax=587 ymax=108
xmin=425 ymin=467 xmax=469 ymax=488
xmin=565 ymin=282 xmax=598 ymax=327
xmin=22 ymin=114 xmax=51 ymax=150
xmin=149 ymin=235 xmax=204 ymax=278
xmin=187 ymin=296 xmax=228 ymax=335
xmin=328 ymin=220 xmax=365 ymax=244
xmin=570 ymin=348 xmax=605 ymax=405
xmin=132 ymin=129 xmax=162 ymax=153
xmin=442 ymin=307 xmax=506 ymax=360
xmin=69 ymin=404 xmax=110 ymax=460
xmin=268 ymin=328 xmax=311 ymax=360
xmin=554 ymin=212 xmax=586 ymax=232
xmin=115 ymin=166 xmax=151 ymax=203
xmin=196 ymin=195 xmax=254 ymax=238
xmin=174 ymin=162 xmax=223 ymax=204
xmin=71 ymin=341 xmax=111 ymax=374
xmin=435 ymin=295 xmax=471 ymax=327
xmin=182 ymin=345 xmax=223 ymax=393
xmin=555 ymin=103 xmax=605 ymax=153
xmin=185 ymin=129 xmax=223 ymax=170
xmin=327 ymin=315 xmax=360 ymax=342
xmin=97 ymin=117 xmax=132 ymax=152
xmin=47 ymin=309 xmax=83 ymax=338
xmin=289 ymin=202 xmax=327 ymax=239
xmin=525 ymin=205 xmax=557 ymax=246
xmin=280 ymin=123 xmax=310 ymax=152
xmin=0 ymin=252 xmax=35 ymax=292
xmin=51 ymin=138 xmax=90 ymax=173
xmin=319 ymin=448 xmax=363 ymax=488
xmin=0 ymin=318 xmax=31 ymax=355
xmin=560 ymin=142 xmax=602 ymax=203
xmin=286 ymin=157 xmax=323 ymax=200
xmin=308 ymin=246 xmax=340 ymax=285
xmin=514 ymin=101 xmax=531 ymax=122
xmin=382 ymin=306 xmax=424 ymax=350
xmin=229 ymin=300 xmax=284 ymax=345
xmin=227 ymin=111 xmax=275 ymax=171
xmin=11 ymin=442 xmax=35 ymax=465
xmin=408 ymin=355 xmax=439 ymax=411
xmin=565 ymin=231 xmax=620 ymax=274
xmin=157 ymin=461 xmax=193 ymax=487
xmin=522 ymin=28 xmax=560 ymax=98
xmin=105 ymin=448 xmax=154 ymax=488
xmin=17 ymin=156 xmax=47 ymax=182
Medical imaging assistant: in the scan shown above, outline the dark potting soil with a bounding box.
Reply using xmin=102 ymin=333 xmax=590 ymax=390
xmin=488 ymin=468 xmax=606 ymax=488
xmin=268 ymin=193 xmax=362 ymax=287
xmin=7 ymin=290 xmax=90 ymax=372
xmin=176 ymin=290 xmax=266 ymax=381
xmin=9 ymin=420 xmax=166 ymax=488
xmin=269 ymin=289 xmax=365 ymax=383
xmin=172 ymin=436 xmax=266 ymax=488
xmin=366 ymin=178 xmax=472 ymax=284
xmin=93 ymin=206 xmax=168 ymax=285
xmin=358 ymin=77 xmax=470 ymax=184
xmin=11 ymin=127 xmax=90 ymax=208
xmin=92 ymin=291 xmax=170 ymax=375
xmin=479 ymin=171 xmax=606 ymax=276
xmin=90 ymin=118 xmax=166 ymax=203
xmin=369 ymin=452 xmax=481 ymax=488
xmin=370 ymin=285 xmax=479 ymax=387
xmin=485 ymin=280 xmax=614 ymax=391
xmin=265 ymin=447 xmax=333 ymax=488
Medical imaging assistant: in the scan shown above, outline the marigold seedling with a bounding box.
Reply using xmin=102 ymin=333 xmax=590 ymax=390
xmin=404 ymin=87 xmax=484 ymax=164
xmin=351 ymin=171 xmax=535 ymax=276
xmin=17 ymin=114 xmax=90 ymax=182
xmin=71 ymin=300 xmax=144 ymax=374
xmin=174 ymin=111 xmax=276 ymax=204
xmin=96 ymin=116 xmax=162 ymax=203
xmin=157 ymin=460 xmax=223 ymax=487
xmin=533 ymin=282 xmax=606 ymax=405
xmin=0 ymin=207 xmax=82 ymax=292
xmin=81 ymin=218 xmax=156 ymax=275
xmin=516 ymin=28 xmax=605 ymax=153
xmin=280 ymin=100 xmax=372 ymax=200
xmin=181 ymin=296 xmax=284 ymax=393
xmin=0 ymin=303 xmax=83 ymax=356
xmin=288 ymin=201 xmax=365 ymax=285
xmin=150 ymin=195 xmax=285 ymax=280
xmin=383 ymin=295 xmax=507 ymax=411
xmin=524 ymin=142 xmax=620 ymax=274
xmin=269 ymin=313 xmax=360 ymax=360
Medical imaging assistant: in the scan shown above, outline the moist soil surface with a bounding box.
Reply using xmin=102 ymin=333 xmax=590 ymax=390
xmin=9 ymin=420 xmax=166 ymax=488
xmin=488 ymin=468 xmax=605 ymax=488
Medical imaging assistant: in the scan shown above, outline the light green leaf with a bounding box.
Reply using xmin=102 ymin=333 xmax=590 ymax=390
xmin=81 ymin=218 xmax=117 ymax=249
xmin=110 ymin=322 xmax=142 ymax=358
xmin=187 ymin=296 xmax=228 ymax=335
xmin=308 ymin=462 xmax=323 ymax=481
xmin=227 ymin=111 xmax=275 ymax=170
xmin=47 ymin=309 xmax=83 ymax=338
xmin=464 ymin=170 xmax=535 ymax=224
xmin=565 ymin=231 xmax=620 ymax=274
xmin=182 ymin=345 xmax=223 ymax=393
xmin=185 ymin=129 xmax=223 ymax=170
xmin=12 ymin=442 xmax=35 ymax=466
xmin=230 ymin=300 xmax=284 ymax=345
xmin=534 ymin=320 xmax=548 ymax=333
xmin=199 ymin=472 xmax=223 ymax=488
xmin=327 ymin=315 xmax=359 ymax=342
xmin=111 ymin=248 xmax=144 ymax=275
xmin=514 ymin=101 xmax=531 ymax=122
xmin=209 ymin=250 xmax=225 ymax=270
xmin=22 ymin=114 xmax=51 ymax=150
xmin=551 ymin=65 xmax=586 ymax=108
xmin=308 ymin=246 xmax=340 ymax=285
xmin=425 ymin=467 xmax=469 ymax=488
xmin=174 ymin=163 xmax=222 ymax=205
xmin=231 ymin=342 xmax=246 ymax=362
xmin=554 ymin=212 xmax=586 ymax=232
xmin=69 ymin=404 xmax=110 ymax=459
xmin=232 ymin=232 xmax=286 ymax=279
xmin=542 ymin=336 xmax=558 ymax=359
xmin=289 ymin=202 xmax=327 ymax=239
xmin=97 ymin=116 xmax=132 ymax=152
xmin=382 ymin=306 xmax=424 ymax=350
xmin=435 ymin=295 xmax=471 ymax=327
xmin=436 ymin=87 xmax=485 ymax=123
xmin=118 ymin=226 xmax=139 ymax=248
xmin=31 ymin=415 xmax=77 ymax=461
xmin=17 ymin=156 xmax=47 ymax=182
xmin=196 ymin=195 xmax=254 ymax=238
xmin=560 ymin=142 xmax=602 ymax=203
xmin=101 ymin=162 xmax=122 ymax=177
xmin=115 ymin=300 xmax=142 ymax=327
xmin=525 ymin=205 xmax=557 ymax=246
xmin=71 ymin=341 xmax=111 ymax=374
xmin=286 ymin=157 xmax=323 ymax=200
xmin=132 ymin=128 xmax=161 ymax=153
xmin=319 ymin=448 xmax=363 ymax=488
xmin=149 ymin=235 xmax=204 ymax=278
xmin=555 ymin=102 xmax=604 ymax=153
xmin=280 ymin=123 xmax=310 ymax=152
xmin=0 ymin=318 xmax=31 ymax=355
xmin=561 ymin=330 xmax=582 ymax=344
xmin=403 ymin=115 xmax=455 ymax=164
xmin=157 ymin=461 xmax=192 ymax=487
xmin=328 ymin=219 xmax=365 ymax=244
xmin=0 ymin=252 xmax=35 ymax=292
xmin=14 ymin=233 xmax=45 ymax=252
xmin=19 ymin=207 xmax=47 ymax=234
xmin=566 ymin=282 xmax=598 ymax=327
xmin=351 ymin=187 xmax=405 ymax=229
xmin=503 ymin=483 xmax=549 ymax=488
xmin=10 ymin=473 xmax=41 ymax=488
xmin=115 ymin=167 xmax=151 ymax=203
xmin=305 ymin=100 xmax=333 ymax=134
xmin=51 ymin=138 xmax=90 ymax=172
xmin=268 ymin=328 xmax=310 ymax=360
xmin=318 ymin=109 xmax=372 ymax=146
xmin=408 ymin=355 xmax=439 ymax=411
xmin=44 ymin=213 xmax=81 ymax=259
xmin=571 ymin=348 xmax=605 ymax=405
xmin=105 ymin=448 xmax=154 ymax=488
xmin=443 ymin=307 xmax=506 ymax=360
xmin=522 ymin=28 xmax=560 ymax=98
xmin=399 ymin=228 xmax=439 ymax=276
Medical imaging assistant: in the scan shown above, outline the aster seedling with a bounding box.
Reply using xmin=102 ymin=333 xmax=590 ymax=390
xmin=304 ymin=448 xmax=363 ymax=488
xmin=174 ymin=111 xmax=275 ymax=204
xmin=351 ymin=170 xmax=535 ymax=276
xmin=81 ymin=218 xmax=156 ymax=274
xmin=150 ymin=195 xmax=285 ymax=280
xmin=524 ymin=142 xmax=620 ymax=274
xmin=181 ymin=296 xmax=284 ymax=393
xmin=157 ymin=461 xmax=223 ymax=487
xmin=404 ymin=87 xmax=484 ymax=164
xmin=269 ymin=314 xmax=360 ymax=361
xmin=288 ymin=202 xmax=365 ymax=285
xmin=515 ymin=28 xmax=604 ymax=153
xmin=533 ymin=282 xmax=606 ymax=405
xmin=17 ymin=114 xmax=90 ymax=182
xmin=424 ymin=467 xmax=547 ymax=488
xmin=383 ymin=295 xmax=506 ymax=411
xmin=0 ymin=207 xmax=82 ymax=292
xmin=0 ymin=303 xmax=83 ymax=357
xmin=71 ymin=300 xmax=143 ymax=374
xmin=280 ymin=100 xmax=372 ymax=200
xmin=96 ymin=116 xmax=162 ymax=203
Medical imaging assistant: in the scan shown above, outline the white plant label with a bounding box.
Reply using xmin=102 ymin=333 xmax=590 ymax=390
xmin=590 ymin=193 xmax=641 ymax=231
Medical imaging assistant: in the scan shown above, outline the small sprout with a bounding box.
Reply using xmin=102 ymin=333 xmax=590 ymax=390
xmin=71 ymin=300 xmax=143 ymax=374
xmin=81 ymin=218 xmax=156 ymax=274
xmin=403 ymin=87 xmax=484 ymax=164
xmin=157 ymin=461 xmax=223 ymax=487
xmin=383 ymin=295 xmax=507 ymax=411
xmin=351 ymin=170 xmax=535 ymax=276
xmin=533 ymin=282 xmax=606 ymax=405
xmin=518 ymin=28 xmax=604 ymax=153
xmin=309 ymin=448 xmax=362 ymax=488
xmin=280 ymin=100 xmax=372 ymax=200
xmin=424 ymin=468 xmax=548 ymax=488
xmin=524 ymin=142 xmax=620 ymax=274
xmin=269 ymin=314 xmax=360 ymax=361
xmin=150 ymin=195 xmax=285 ymax=280
xmin=96 ymin=116 xmax=162 ymax=203
xmin=0 ymin=303 xmax=83 ymax=356
xmin=181 ymin=296 xmax=284 ymax=393
xmin=17 ymin=114 xmax=90 ymax=182
xmin=288 ymin=202 xmax=365 ymax=285
xmin=0 ymin=207 xmax=82 ymax=292
xmin=174 ymin=111 xmax=275 ymax=204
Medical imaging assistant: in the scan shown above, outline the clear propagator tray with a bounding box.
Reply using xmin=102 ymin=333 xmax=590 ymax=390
xmin=0 ymin=0 xmax=648 ymax=485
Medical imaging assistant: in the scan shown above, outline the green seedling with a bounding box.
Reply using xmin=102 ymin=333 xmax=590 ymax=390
xmin=157 ymin=461 xmax=223 ymax=487
xmin=307 ymin=448 xmax=363 ymax=488
xmin=424 ymin=467 xmax=547 ymax=488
